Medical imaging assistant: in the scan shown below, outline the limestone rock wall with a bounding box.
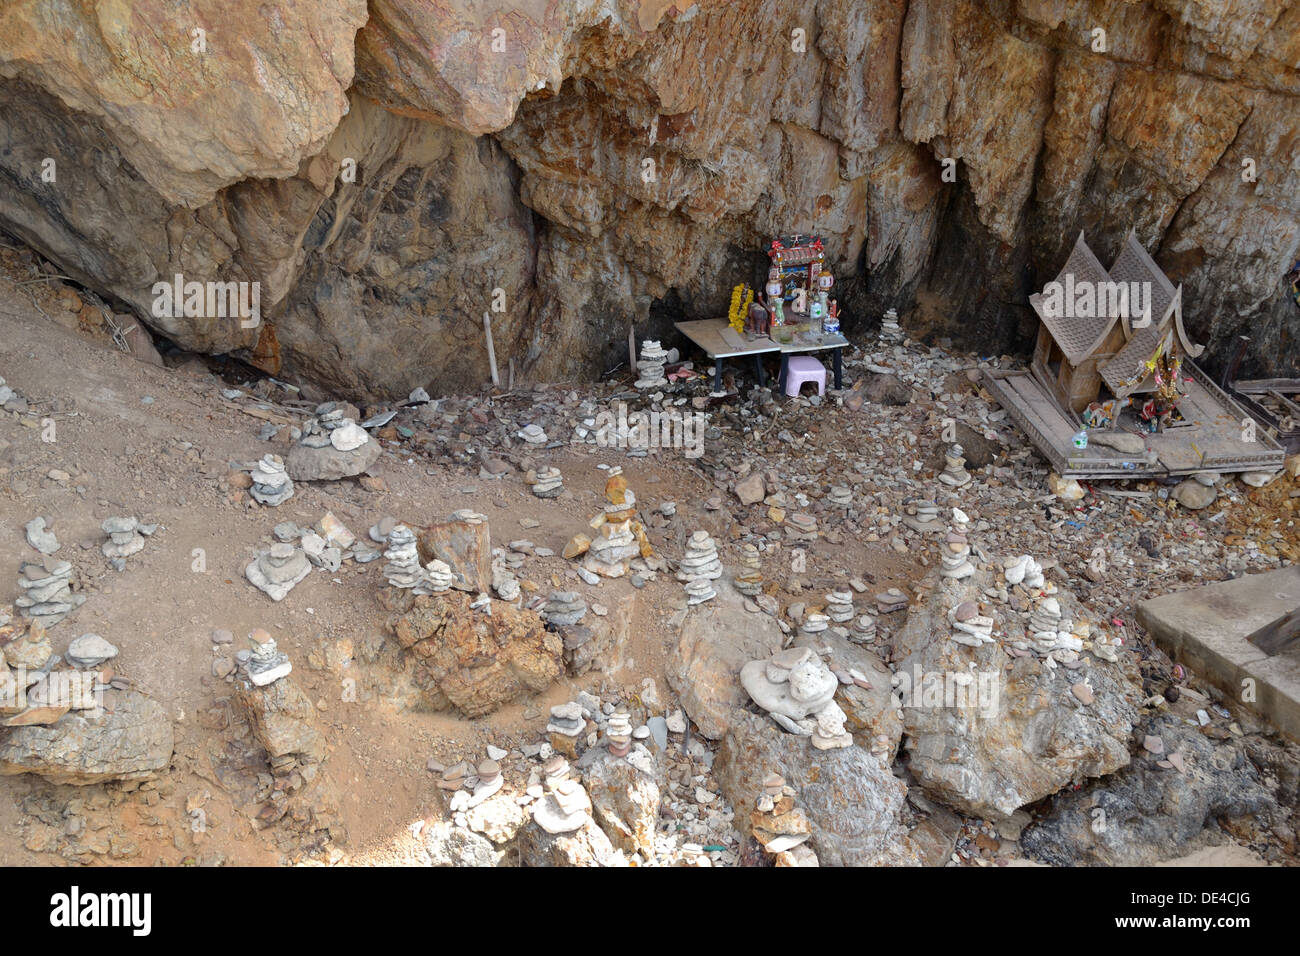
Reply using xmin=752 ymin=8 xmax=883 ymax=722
xmin=0 ymin=0 xmax=1296 ymax=397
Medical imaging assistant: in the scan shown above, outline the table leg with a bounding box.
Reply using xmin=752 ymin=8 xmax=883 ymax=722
xmin=713 ymin=358 xmax=724 ymax=394
xmin=832 ymin=348 xmax=842 ymax=389
xmin=753 ymin=355 xmax=766 ymax=388
xmin=778 ymin=355 xmax=788 ymax=394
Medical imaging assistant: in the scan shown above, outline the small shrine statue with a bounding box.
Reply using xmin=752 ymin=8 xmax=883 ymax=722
xmin=812 ymin=269 xmax=834 ymax=327
xmin=765 ymin=268 xmax=785 ymax=328
xmin=1138 ymin=352 xmax=1186 ymax=433
xmin=745 ymin=299 xmax=771 ymax=337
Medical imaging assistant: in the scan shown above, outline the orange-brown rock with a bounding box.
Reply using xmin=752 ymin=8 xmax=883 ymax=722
xmin=387 ymin=590 xmax=564 ymax=718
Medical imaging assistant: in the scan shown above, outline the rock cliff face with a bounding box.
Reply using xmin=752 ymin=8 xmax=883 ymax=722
xmin=1 ymin=0 xmax=1296 ymax=398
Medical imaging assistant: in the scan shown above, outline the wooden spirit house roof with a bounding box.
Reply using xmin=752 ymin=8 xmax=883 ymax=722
xmin=1028 ymin=231 xmax=1119 ymax=365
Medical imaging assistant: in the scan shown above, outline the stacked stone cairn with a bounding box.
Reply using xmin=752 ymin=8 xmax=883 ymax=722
xmin=606 ymin=709 xmax=633 ymax=757
xmin=528 ymin=466 xmax=564 ymax=499
xmin=901 ymin=497 xmax=942 ymax=533
xmin=875 ymin=588 xmax=908 ymax=613
xmin=678 ymin=530 xmax=722 ymax=605
xmin=544 ymin=591 xmax=587 ymax=627
xmin=1004 ymin=554 xmax=1045 ymax=590
xmin=239 ymin=628 xmax=292 ymax=686
xmin=100 ymin=517 xmax=152 ymax=563
xmin=825 ymin=588 xmax=854 ymax=626
xmin=939 ymin=528 xmax=975 ymax=580
xmin=752 ymin=773 xmax=818 ymax=866
xmin=533 ymin=776 xmax=593 ymax=835
xmin=739 ymin=647 xmax=840 ymax=737
xmin=249 ymin=454 xmax=294 ymax=506
xmin=518 ymin=424 xmax=547 ymax=445
xmin=16 ymin=557 xmax=84 ymax=627
xmin=547 ymin=701 xmax=585 ymax=757
xmin=785 ymin=512 xmax=818 ymax=542
xmin=245 ymin=542 xmax=311 ymax=602
xmin=472 ymin=759 xmax=503 ymax=804
xmin=798 ymin=611 xmax=829 ymax=639
xmin=634 ymin=339 xmax=669 ymax=390
xmin=382 ymin=524 xmax=427 ymax=590
xmin=578 ymin=468 xmax=648 ymax=579
xmin=938 ymin=443 xmax=972 ymax=487
xmin=810 ymin=701 xmax=852 ymax=750
xmin=850 ymin=614 xmax=877 ymax=644
xmin=879 ymin=308 xmax=904 ymax=345
xmin=734 ymin=543 xmax=764 ymax=597
xmin=424 ymin=559 xmax=455 ymax=593
xmin=948 ymin=600 xmax=995 ymax=648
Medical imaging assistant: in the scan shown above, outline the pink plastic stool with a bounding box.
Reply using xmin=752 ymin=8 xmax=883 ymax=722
xmin=783 ymin=355 xmax=827 ymax=397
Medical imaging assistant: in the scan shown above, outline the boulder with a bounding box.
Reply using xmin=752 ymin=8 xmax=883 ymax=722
xmin=577 ymin=747 xmax=661 ymax=856
xmin=285 ymin=438 xmax=381 ymax=481
xmin=0 ymin=690 xmax=172 ymax=784
xmin=418 ymin=518 xmax=492 ymax=592
xmin=733 ymin=472 xmax=766 ymax=507
xmin=1021 ymin=714 xmax=1277 ymax=865
xmin=516 ymin=818 xmax=627 ymax=867
xmin=665 ymin=598 xmax=785 ymax=739
xmin=464 ymin=795 xmax=529 ymax=845
xmin=424 ymin=821 xmax=500 ymax=867
xmin=385 ymin=590 xmax=564 ymax=717
xmin=894 ymin=568 xmax=1142 ymax=817
xmin=715 ymin=712 xmax=919 ymax=866
xmin=235 ymin=675 xmax=326 ymax=768
xmin=1171 ymin=479 xmax=1217 ymax=510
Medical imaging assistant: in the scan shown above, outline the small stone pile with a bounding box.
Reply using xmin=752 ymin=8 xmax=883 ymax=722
xmin=824 ymin=588 xmax=854 ymax=625
xmin=544 ymin=591 xmax=587 ymax=627
xmin=879 ymin=308 xmax=904 ymax=345
xmin=739 ymin=647 xmax=839 ymax=736
xmin=938 ymin=443 xmax=972 ymax=487
xmin=948 ymin=600 xmax=995 ymax=647
xmin=875 ymin=588 xmax=908 ymax=613
xmin=240 ymin=628 xmax=292 ymax=686
xmin=425 ymin=559 xmax=455 ymax=593
xmin=65 ymin=632 xmax=118 ymax=669
xmin=798 ymin=612 xmax=829 ymax=638
xmin=382 ymin=525 xmax=426 ymax=590
xmin=850 ymin=614 xmax=877 ymax=643
xmin=678 ymin=531 xmax=722 ymax=606
xmin=369 ymin=516 xmax=396 ymax=547
xmin=1004 ymin=554 xmax=1045 ymax=589
xmin=902 ymin=497 xmax=942 ymax=533
xmin=249 ymin=454 xmax=294 ymax=506
xmin=533 ymin=778 xmax=593 ymax=834
xmin=1028 ymin=596 xmax=1080 ymax=653
xmin=546 ymin=701 xmax=585 ymax=757
xmin=734 ymin=543 xmax=763 ymax=597
xmin=785 ymin=512 xmax=818 ymax=542
xmin=634 ymin=339 xmax=669 ymax=390
xmin=811 ymin=701 xmax=852 ymax=750
xmin=518 ymin=424 xmax=547 ymax=445
xmin=288 ymin=402 xmax=381 ymax=480
xmin=752 ymin=774 xmax=818 ymax=866
xmin=939 ymin=529 xmax=975 ymax=580
xmin=100 ymin=516 xmax=153 ymax=565
xmin=827 ymin=486 xmax=853 ymax=509
xmin=574 ymin=468 xmax=648 ymax=579
xmin=245 ymin=543 xmax=311 ymax=602
xmin=528 ymin=466 xmax=564 ymax=499
xmin=606 ymin=709 xmax=633 ymax=757
xmin=472 ymin=759 xmax=503 ymax=804
xmin=16 ymin=557 xmax=84 ymax=627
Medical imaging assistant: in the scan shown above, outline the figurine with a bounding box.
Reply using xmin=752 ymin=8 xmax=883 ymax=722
xmin=765 ymin=268 xmax=785 ymax=328
xmin=746 ymin=299 xmax=772 ymax=337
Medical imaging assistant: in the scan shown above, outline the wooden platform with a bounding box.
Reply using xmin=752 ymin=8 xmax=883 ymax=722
xmin=984 ymin=363 xmax=1287 ymax=478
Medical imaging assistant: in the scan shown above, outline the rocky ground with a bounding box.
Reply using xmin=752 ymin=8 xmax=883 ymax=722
xmin=0 ymin=246 xmax=1297 ymax=867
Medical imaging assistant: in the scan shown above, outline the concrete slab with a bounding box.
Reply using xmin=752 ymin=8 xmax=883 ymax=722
xmin=1137 ymin=566 xmax=1300 ymax=741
